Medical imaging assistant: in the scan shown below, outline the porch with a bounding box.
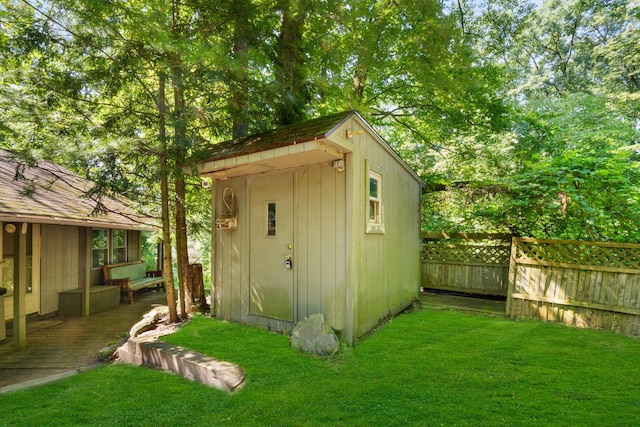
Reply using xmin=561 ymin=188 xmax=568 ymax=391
xmin=0 ymin=290 xmax=167 ymax=392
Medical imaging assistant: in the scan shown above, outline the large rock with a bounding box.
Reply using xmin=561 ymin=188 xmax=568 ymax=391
xmin=291 ymin=313 xmax=340 ymax=356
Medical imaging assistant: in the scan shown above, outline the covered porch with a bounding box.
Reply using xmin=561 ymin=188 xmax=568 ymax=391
xmin=0 ymin=290 xmax=167 ymax=392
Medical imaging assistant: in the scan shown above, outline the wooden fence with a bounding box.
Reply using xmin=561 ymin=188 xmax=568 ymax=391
xmin=507 ymin=238 xmax=640 ymax=336
xmin=421 ymin=233 xmax=511 ymax=296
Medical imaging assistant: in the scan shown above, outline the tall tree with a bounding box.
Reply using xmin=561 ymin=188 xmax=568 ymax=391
xmin=274 ymin=0 xmax=309 ymax=125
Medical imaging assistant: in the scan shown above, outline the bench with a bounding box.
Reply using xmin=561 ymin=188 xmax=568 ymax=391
xmin=103 ymin=261 xmax=165 ymax=304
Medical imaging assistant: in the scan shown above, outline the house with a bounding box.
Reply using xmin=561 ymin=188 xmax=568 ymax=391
xmin=0 ymin=149 xmax=157 ymax=347
xmin=196 ymin=111 xmax=424 ymax=344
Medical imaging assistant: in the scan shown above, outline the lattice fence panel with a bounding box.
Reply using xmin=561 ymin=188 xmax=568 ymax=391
xmin=422 ymin=243 xmax=510 ymax=264
xmin=516 ymin=240 xmax=640 ymax=270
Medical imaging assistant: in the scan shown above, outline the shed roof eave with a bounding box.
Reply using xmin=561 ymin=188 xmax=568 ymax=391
xmin=197 ymin=138 xmax=349 ymax=179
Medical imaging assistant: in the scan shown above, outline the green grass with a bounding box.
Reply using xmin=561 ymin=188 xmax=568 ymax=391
xmin=3 ymin=307 xmax=640 ymax=426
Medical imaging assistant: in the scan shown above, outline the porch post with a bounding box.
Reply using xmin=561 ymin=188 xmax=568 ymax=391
xmin=13 ymin=222 xmax=27 ymax=350
xmin=81 ymin=228 xmax=91 ymax=316
xmin=0 ymin=223 xmax=5 ymax=343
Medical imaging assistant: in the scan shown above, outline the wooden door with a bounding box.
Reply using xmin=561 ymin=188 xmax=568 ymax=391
xmin=249 ymin=172 xmax=295 ymax=322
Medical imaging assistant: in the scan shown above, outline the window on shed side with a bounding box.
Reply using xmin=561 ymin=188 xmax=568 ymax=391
xmin=367 ymin=169 xmax=384 ymax=233
xmin=369 ymin=172 xmax=381 ymax=222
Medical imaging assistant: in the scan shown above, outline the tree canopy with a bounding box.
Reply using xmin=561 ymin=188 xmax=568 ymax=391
xmin=1 ymin=0 xmax=638 ymax=245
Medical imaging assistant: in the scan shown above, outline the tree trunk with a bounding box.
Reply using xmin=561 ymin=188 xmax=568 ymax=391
xmin=158 ymin=72 xmax=179 ymax=323
xmin=274 ymin=0 xmax=308 ymax=125
xmin=172 ymin=0 xmax=188 ymax=318
xmin=174 ymin=176 xmax=188 ymax=317
xmin=231 ymin=0 xmax=250 ymax=138
xmin=351 ymin=66 xmax=368 ymax=105
xmin=185 ymin=263 xmax=207 ymax=313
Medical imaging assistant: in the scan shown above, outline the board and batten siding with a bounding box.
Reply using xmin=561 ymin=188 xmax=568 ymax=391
xmin=295 ymin=163 xmax=347 ymax=333
xmin=40 ymin=226 xmax=142 ymax=316
xmin=338 ymin=118 xmax=422 ymax=339
xmin=40 ymin=225 xmax=80 ymax=315
xmin=212 ymin=165 xmax=348 ymax=333
xmin=213 ymin=175 xmax=249 ymax=326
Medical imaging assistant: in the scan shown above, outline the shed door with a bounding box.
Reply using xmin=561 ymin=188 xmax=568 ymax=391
xmin=249 ymin=172 xmax=294 ymax=322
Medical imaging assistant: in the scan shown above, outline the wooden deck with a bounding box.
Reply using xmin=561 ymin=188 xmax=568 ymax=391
xmin=0 ymin=290 xmax=168 ymax=390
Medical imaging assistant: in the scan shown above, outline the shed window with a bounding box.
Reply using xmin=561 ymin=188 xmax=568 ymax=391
xmin=367 ymin=169 xmax=385 ymax=234
xmin=369 ymin=173 xmax=381 ymax=222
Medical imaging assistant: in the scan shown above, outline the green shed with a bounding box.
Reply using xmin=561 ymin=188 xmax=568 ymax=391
xmin=197 ymin=111 xmax=423 ymax=344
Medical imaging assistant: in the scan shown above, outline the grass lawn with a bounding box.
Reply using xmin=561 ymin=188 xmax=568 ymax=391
xmin=2 ymin=307 xmax=640 ymax=426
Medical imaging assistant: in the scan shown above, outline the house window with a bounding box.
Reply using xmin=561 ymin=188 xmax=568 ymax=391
xmin=112 ymin=230 xmax=127 ymax=263
xmin=92 ymin=229 xmax=127 ymax=268
xmin=367 ymin=169 xmax=385 ymax=234
xmin=92 ymin=229 xmax=108 ymax=268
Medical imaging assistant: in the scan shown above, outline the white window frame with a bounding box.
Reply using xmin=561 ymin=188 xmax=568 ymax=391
xmin=366 ymin=164 xmax=385 ymax=234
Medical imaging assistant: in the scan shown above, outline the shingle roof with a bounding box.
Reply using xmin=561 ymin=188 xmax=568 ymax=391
xmin=201 ymin=110 xmax=354 ymax=162
xmin=0 ymin=149 xmax=156 ymax=230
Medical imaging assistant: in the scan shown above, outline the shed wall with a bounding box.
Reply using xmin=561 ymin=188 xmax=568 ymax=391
xmin=295 ymin=163 xmax=347 ymax=333
xmin=213 ymin=175 xmax=249 ymax=324
xmin=336 ymin=118 xmax=422 ymax=339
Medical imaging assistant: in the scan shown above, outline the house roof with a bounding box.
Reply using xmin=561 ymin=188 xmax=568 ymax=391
xmin=0 ymin=149 xmax=156 ymax=230
xmin=201 ymin=110 xmax=353 ymax=162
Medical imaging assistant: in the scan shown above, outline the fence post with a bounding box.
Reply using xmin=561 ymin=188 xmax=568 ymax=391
xmin=505 ymin=237 xmax=519 ymax=318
